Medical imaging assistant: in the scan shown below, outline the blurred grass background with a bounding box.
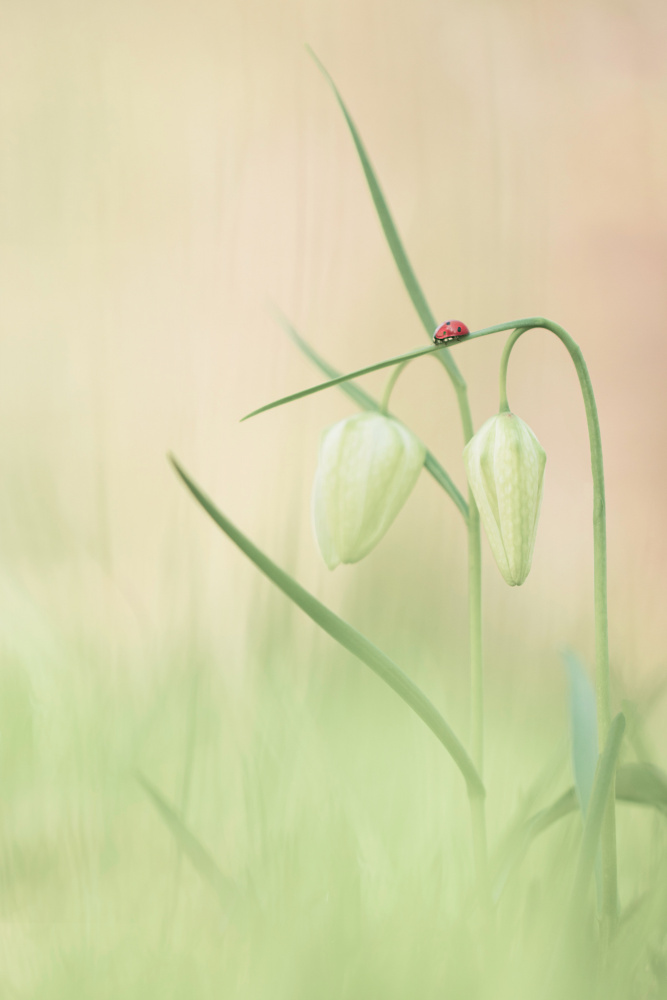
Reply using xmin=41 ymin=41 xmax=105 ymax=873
xmin=1 ymin=0 xmax=667 ymax=995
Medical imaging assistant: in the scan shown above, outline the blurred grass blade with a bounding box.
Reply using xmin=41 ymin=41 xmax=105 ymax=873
xmin=494 ymin=760 xmax=667 ymax=901
xmin=492 ymin=787 xmax=578 ymax=903
xmin=547 ymin=714 xmax=625 ymax=986
xmin=241 ymin=342 xmax=440 ymax=422
xmin=561 ymin=648 xmax=601 ymax=907
xmin=622 ymin=698 xmax=657 ymax=763
xmin=569 ymin=712 xmax=625 ymax=911
xmin=272 ymin=308 xmax=468 ymax=522
xmin=528 ymin=787 xmax=579 ymax=837
xmin=562 ymin=650 xmax=598 ymax=816
xmin=137 ymin=772 xmax=238 ymax=908
xmin=307 ymin=46 xmax=465 ymax=387
xmin=170 ymin=455 xmax=484 ymax=798
xmin=616 ymin=761 xmax=667 ymax=815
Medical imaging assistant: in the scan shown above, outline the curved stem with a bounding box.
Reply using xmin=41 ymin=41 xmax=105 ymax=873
xmin=499 ymin=318 xmax=617 ymax=936
xmin=380 ymin=360 xmax=410 ymax=413
xmin=498 ymin=328 xmax=521 ymax=413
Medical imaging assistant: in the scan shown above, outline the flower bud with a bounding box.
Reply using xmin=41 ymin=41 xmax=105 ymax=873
xmin=464 ymin=411 xmax=546 ymax=586
xmin=312 ymin=413 xmax=426 ymax=570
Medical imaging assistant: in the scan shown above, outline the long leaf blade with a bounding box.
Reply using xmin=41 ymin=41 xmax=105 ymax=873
xmin=306 ymin=47 xmax=435 ymax=335
xmin=275 ymin=308 xmax=379 ymax=412
xmin=241 ymin=318 xmax=533 ymax=423
xmin=306 ymin=46 xmax=467 ymax=389
xmin=273 ymin=309 xmax=468 ymax=521
xmin=241 ymin=342 xmax=440 ymax=421
xmin=137 ymin=772 xmax=238 ymax=908
xmin=170 ymin=455 xmax=484 ymax=798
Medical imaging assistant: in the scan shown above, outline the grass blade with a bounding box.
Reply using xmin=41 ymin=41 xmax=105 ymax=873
xmin=242 ymin=318 xmax=532 ymax=423
xmin=545 ymin=714 xmax=626 ymax=991
xmin=569 ymin=712 xmax=625 ymax=911
xmin=616 ymin=761 xmax=667 ymax=815
xmin=306 ymin=47 xmax=468 ymax=390
xmin=274 ymin=307 xmax=379 ymax=412
xmin=170 ymin=455 xmax=484 ymax=798
xmin=491 ymin=787 xmax=578 ymax=903
xmin=306 ymin=48 xmax=435 ymax=334
xmin=494 ymin=760 xmax=667 ymax=901
xmin=622 ymin=697 xmax=660 ymax=764
xmin=526 ymin=787 xmax=579 ymax=838
xmin=241 ymin=342 xmax=441 ymax=421
xmin=273 ymin=308 xmax=468 ymax=521
xmin=137 ymin=772 xmax=238 ymax=908
xmin=562 ymin=649 xmax=598 ymax=818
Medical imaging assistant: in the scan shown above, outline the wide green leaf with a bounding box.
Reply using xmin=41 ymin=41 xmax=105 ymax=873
xmin=272 ymin=308 xmax=468 ymax=522
xmin=170 ymin=456 xmax=484 ymax=798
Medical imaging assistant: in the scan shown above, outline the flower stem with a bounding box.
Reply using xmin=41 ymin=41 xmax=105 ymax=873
xmin=453 ymin=382 xmax=490 ymax=910
xmin=498 ymin=319 xmax=618 ymax=937
xmin=380 ymin=360 xmax=410 ymax=414
xmin=427 ymin=341 xmax=489 ymax=907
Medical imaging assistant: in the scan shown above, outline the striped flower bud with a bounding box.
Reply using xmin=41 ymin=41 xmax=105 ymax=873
xmin=464 ymin=412 xmax=546 ymax=586
xmin=312 ymin=413 xmax=426 ymax=570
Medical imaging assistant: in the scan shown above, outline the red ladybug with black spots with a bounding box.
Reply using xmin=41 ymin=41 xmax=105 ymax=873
xmin=432 ymin=320 xmax=470 ymax=345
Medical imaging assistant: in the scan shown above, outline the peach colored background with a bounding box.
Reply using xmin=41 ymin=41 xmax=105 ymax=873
xmin=1 ymin=0 xmax=665 ymax=696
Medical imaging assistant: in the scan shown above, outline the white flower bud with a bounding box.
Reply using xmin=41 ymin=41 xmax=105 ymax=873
xmin=312 ymin=413 xmax=426 ymax=570
xmin=464 ymin=412 xmax=546 ymax=586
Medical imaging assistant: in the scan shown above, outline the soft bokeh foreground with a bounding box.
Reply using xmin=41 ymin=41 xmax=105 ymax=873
xmin=2 ymin=0 xmax=667 ymax=995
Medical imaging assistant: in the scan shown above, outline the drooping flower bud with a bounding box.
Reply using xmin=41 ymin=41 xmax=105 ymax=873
xmin=312 ymin=413 xmax=426 ymax=570
xmin=463 ymin=411 xmax=546 ymax=586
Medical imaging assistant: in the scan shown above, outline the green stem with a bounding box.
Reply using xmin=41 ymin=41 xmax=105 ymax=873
xmin=498 ymin=331 xmax=519 ymax=413
xmin=410 ymin=324 xmax=487 ymax=908
xmin=447 ymin=376 xmax=488 ymax=910
xmin=307 ymin=47 xmax=495 ymax=908
xmin=455 ymin=392 xmax=484 ymax=774
xmin=392 ymin=309 xmax=487 ymax=906
xmin=464 ymin=416 xmax=490 ymax=911
xmin=498 ymin=319 xmax=618 ymax=937
xmin=380 ymin=360 xmax=410 ymax=413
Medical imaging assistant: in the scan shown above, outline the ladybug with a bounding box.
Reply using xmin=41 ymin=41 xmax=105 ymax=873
xmin=432 ymin=320 xmax=470 ymax=345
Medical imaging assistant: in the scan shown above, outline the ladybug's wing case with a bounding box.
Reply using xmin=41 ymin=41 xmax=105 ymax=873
xmin=433 ymin=320 xmax=469 ymax=342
